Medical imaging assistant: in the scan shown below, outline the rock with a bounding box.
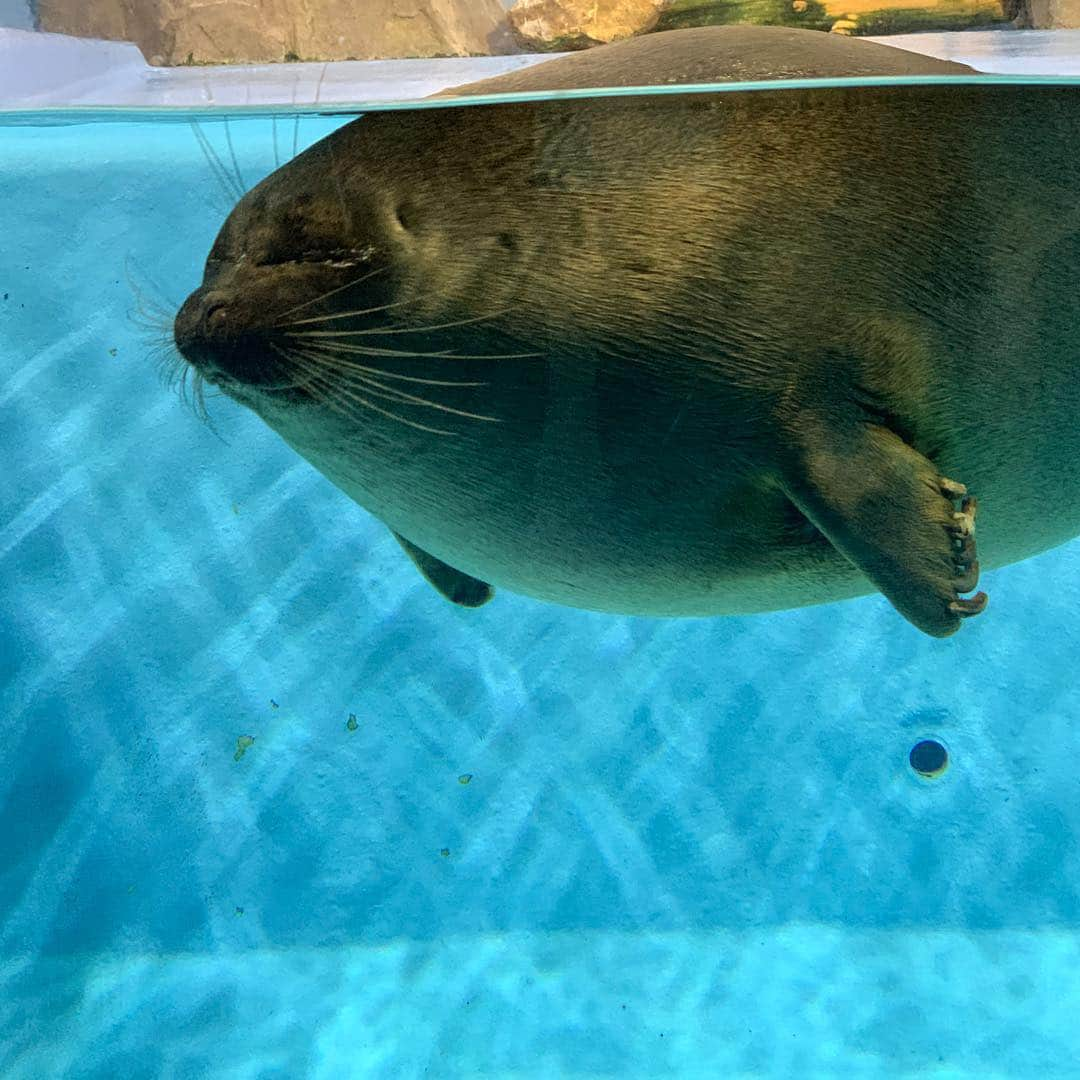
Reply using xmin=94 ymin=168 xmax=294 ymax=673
xmin=507 ymin=0 xmax=668 ymax=52
xmin=505 ymin=0 xmax=1008 ymax=49
xmin=1005 ymin=0 xmax=1080 ymax=26
xmin=654 ymin=0 xmax=1007 ymax=37
xmin=35 ymin=0 xmax=517 ymax=66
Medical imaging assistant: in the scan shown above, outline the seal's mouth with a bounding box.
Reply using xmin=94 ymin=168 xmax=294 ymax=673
xmin=172 ymin=248 xmax=395 ymax=403
xmin=174 ymin=284 xmax=288 ymax=393
xmin=171 ymin=256 xmax=518 ymax=436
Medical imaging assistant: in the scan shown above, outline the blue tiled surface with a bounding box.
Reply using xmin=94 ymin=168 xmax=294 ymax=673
xmin=2 ymin=112 xmax=1080 ymax=1077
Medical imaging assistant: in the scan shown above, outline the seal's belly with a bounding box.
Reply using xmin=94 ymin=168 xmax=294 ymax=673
xmin=260 ymin=316 xmax=1080 ymax=620
xmin=266 ymin=380 xmax=871 ymax=617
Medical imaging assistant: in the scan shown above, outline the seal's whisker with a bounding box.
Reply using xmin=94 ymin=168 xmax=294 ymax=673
xmin=295 ymin=336 xmax=542 ymax=362
xmin=128 ymin=288 xmax=175 ymax=323
xmin=280 ymin=351 xmax=360 ymax=418
xmin=357 ymin=373 xmax=500 ymax=423
xmin=290 ymin=72 xmax=301 ymax=160
xmin=130 ymin=297 xmax=177 ymax=339
xmin=158 ymin=351 xmax=221 ymax=432
xmin=289 ymin=353 xmax=455 ymax=436
xmin=293 ymin=346 xmax=498 ymax=422
xmin=276 ymin=267 xmax=390 ymax=321
xmin=124 ymin=257 xmax=181 ymax=330
xmin=130 ymin=307 xmax=175 ymax=336
xmin=288 ymin=335 xmax=458 ymax=359
xmin=134 ymin=292 xmax=209 ymax=424
xmin=291 ymin=347 xmax=468 ymax=421
xmin=190 ymin=119 xmax=243 ymax=205
xmin=150 ymin=340 xmax=183 ymax=381
xmin=285 ymin=306 xmax=516 ymax=334
xmin=192 ymin=371 xmax=213 ymax=425
xmin=327 ymin=135 xmax=354 ymax=238
xmin=292 ymin=344 xmax=487 ymax=387
xmin=279 ymin=341 xmax=386 ymax=397
xmin=281 ymin=298 xmax=416 ymax=328
xmin=278 ymin=289 xmax=406 ymax=326
xmin=148 ymin=345 xmax=188 ymax=404
xmin=223 ymin=116 xmax=247 ymax=195
xmin=291 ymin=331 xmax=459 ymax=344
xmin=268 ymin=342 xmax=353 ymax=393
xmin=285 ymin=308 xmax=511 ymax=335
xmin=273 ymin=344 xmax=402 ymax=401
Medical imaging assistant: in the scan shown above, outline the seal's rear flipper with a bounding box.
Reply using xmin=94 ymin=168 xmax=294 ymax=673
xmin=391 ymin=532 xmax=493 ymax=608
xmin=777 ymin=416 xmax=987 ymax=637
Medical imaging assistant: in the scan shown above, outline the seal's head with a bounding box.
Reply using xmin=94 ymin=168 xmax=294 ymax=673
xmin=173 ymin=137 xmax=401 ymax=407
xmin=172 ymin=111 xmax=535 ymax=438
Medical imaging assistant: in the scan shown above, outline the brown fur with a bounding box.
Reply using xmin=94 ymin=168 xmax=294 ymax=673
xmin=174 ymin=27 xmax=1080 ymax=636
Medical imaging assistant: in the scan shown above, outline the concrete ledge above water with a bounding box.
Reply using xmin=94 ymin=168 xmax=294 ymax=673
xmin=2 ymin=26 xmax=1080 ymax=110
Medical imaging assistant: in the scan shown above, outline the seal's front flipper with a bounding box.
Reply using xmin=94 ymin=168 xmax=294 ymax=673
xmin=391 ymin=531 xmax=493 ymax=608
xmin=778 ymin=417 xmax=987 ymax=637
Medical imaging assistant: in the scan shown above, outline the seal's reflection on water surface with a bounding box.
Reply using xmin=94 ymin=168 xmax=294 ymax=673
xmin=173 ymin=26 xmax=1080 ymax=638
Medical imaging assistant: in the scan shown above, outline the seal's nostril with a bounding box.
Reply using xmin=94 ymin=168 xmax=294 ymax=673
xmin=205 ymin=301 xmax=228 ymax=329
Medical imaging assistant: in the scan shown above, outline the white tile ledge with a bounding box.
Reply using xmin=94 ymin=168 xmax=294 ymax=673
xmin=3 ymin=26 xmax=1080 ymax=110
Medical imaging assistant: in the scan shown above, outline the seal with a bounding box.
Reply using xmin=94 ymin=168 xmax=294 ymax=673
xmin=173 ymin=26 xmax=1080 ymax=637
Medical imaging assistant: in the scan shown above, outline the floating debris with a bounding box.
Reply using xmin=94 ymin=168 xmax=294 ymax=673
xmin=458 ymin=774 xmax=473 ymax=785
xmin=234 ymin=735 xmax=255 ymax=761
xmin=440 ymin=848 xmax=450 ymax=858
xmin=269 ymin=699 xmax=279 ymax=709
xmin=346 ymin=713 xmax=358 ymax=732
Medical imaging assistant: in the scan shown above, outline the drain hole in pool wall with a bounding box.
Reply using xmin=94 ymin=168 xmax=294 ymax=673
xmin=909 ymin=738 xmax=949 ymax=779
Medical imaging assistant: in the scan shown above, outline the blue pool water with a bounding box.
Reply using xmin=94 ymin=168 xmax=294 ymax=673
xmin=3 ymin=98 xmax=1080 ymax=1077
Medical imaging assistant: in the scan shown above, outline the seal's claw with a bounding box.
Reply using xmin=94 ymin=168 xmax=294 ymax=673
xmin=954 ymin=559 xmax=979 ymax=594
xmin=945 ymin=492 xmax=977 ymax=535
xmin=949 ymin=591 xmax=989 ymax=618
xmin=939 ymin=482 xmax=984 ymax=616
xmin=952 ymin=533 xmax=976 ymax=568
xmin=947 ymin=500 xmax=979 ymax=591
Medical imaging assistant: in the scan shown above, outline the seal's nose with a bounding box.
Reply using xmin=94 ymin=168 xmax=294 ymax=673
xmin=174 ymin=289 xmax=231 ymax=355
xmin=173 ymin=288 xmax=272 ymax=386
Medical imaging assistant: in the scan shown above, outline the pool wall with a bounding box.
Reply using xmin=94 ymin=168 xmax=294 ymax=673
xmin=4 ymin=32 xmax=1080 ymax=1080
